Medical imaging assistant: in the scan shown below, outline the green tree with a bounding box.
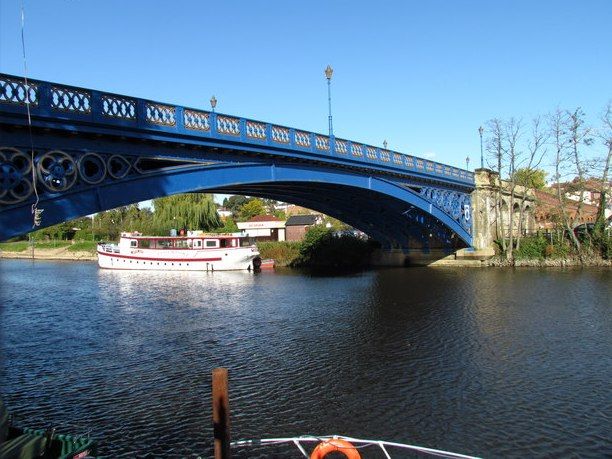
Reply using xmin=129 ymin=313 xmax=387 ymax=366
xmin=512 ymin=168 xmax=547 ymax=189
xmin=223 ymin=195 xmax=251 ymax=215
xmin=213 ymin=218 xmax=239 ymax=233
xmin=153 ymin=193 xmax=220 ymax=232
xmin=237 ymin=198 xmax=265 ymax=221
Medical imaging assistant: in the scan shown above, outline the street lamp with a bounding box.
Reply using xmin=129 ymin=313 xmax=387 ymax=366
xmin=325 ymin=65 xmax=334 ymax=137
xmin=210 ymin=95 xmax=217 ymax=113
xmin=383 ymin=140 xmax=388 ymax=150
xmin=466 ymin=155 xmax=470 ymax=170
xmin=478 ymin=125 xmax=484 ymax=169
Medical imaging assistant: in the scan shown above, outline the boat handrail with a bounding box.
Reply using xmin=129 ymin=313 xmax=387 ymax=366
xmin=231 ymin=434 xmax=481 ymax=459
xmin=97 ymin=243 xmax=120 ymax=254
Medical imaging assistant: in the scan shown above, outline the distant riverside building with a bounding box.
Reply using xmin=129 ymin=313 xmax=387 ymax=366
xmin=534 ymin=190 xmax=602 ymax=230
xmin=217 ymin=207 xmax=233 ymax=219
xmin=275 ymin=203 xmax=318 ymax=216
xmin=285 ymin=214 xmax=324 ymax=241
xmin=237 ymin=215 xmax=286 ymax=241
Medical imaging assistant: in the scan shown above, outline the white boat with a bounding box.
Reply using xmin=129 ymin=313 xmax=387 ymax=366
xmin=231 ymin=435 xmax=481 ymax=458
xmin=97 ymin=231 xmax=261 ymax=271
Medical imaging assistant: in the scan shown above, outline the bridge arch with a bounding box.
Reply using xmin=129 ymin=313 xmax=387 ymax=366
xmin=0 ymin=162 xmax=471 ymax=248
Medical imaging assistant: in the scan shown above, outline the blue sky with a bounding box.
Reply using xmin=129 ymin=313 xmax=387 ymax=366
xmin=1 ymin=0 xmax=610 ymax=172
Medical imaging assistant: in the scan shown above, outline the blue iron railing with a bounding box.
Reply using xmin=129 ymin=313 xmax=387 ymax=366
xmin=0 ymin=73 xmax=474 ymax=185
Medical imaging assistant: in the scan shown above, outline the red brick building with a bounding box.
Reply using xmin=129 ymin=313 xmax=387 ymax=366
xmin=285 ymin=214 xmax=323 ymax=241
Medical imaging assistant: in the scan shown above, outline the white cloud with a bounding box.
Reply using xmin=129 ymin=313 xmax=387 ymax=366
xmin=423 ymin=152 xmax=436 ymax=159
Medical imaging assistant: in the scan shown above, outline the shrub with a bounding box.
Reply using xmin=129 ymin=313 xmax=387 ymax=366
xmin=514 ymin=236 xmax=549 ymax=260
xmin=256 ymin=241 xmax=301 ymax=266
xmin=291 ymin=226 xmax=374 ymax=271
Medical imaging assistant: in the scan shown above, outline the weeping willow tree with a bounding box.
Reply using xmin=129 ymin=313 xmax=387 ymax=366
xmin=153 ymin=193 xmax=221 ymax=232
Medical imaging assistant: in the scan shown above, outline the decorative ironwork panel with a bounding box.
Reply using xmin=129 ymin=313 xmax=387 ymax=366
xmin=452 ymin=168 xmax=459 ymax=177
xmin=272 ymin=126 xmax=290 ymax=143
xmin=335 ymin=139 xmax=348 ymax=154
xmin=404 ymin=156 xmax=414 ymax=168
xmin=393 ymin=153 xmax=403 ymax=165
xmin=295 ymin=131 xmax=310 ymax=147
xmin=0 ymin=76 xmax=38 ymax=106
xmin=0 ymin=147 xmax=33 ymax=204
xmin=416 ymin=159 xmax=424 ymax=169
xmin=444 ymin=166 xmax=451 ymax=176
xmin=107 ymin=155 xmax=131 ymax=179
xmin=102 ymin=95 xmax=136 ymax=120
xmin=425 ymin=161 xmax=434 ymax=173
xmin=184 ymin=109 xmax=210 ymax=131
xmin=351 ymin=144 xmax=363 ymax=157
xmin=36 ymin=150 xmax=78 ymax=192
xmin=246 ymin=121 xmax=266 ymax=139
xmin=217 ymin=115 xmax=240 ymax=136
xmin=315 ymin=135 xmax=329 ymax=151
xmin=419 ymin=187 xmax=472 ymax=233
xmin=380 ymin=150 xmax=390 ymax=162
xmin=51 ymin=86 xmax=91 ymax=113
xmin=78 ymin=153 xmax=107 ymax=185
xmin=366 ymin=146 xmax=377 ymax=160
xmin=146 ymin=103 xmax=176 ymax=126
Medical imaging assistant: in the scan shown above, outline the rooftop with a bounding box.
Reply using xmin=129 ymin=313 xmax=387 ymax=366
xmin=247 ymin=214 xmax=284 ymax=223
xmin=286 ymin=214 xmax=320 ymax=226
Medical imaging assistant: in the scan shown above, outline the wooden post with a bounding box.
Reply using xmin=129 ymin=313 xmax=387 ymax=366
xmin=212 ymin=367 xmax=231 ymax=459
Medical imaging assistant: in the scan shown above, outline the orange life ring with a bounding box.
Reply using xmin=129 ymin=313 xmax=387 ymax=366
xmin=310 ymin=438 xmax=361 ymax=459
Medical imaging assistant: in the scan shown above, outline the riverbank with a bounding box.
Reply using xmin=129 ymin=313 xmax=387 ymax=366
xmin=2 ymin=247 xmax=610 ymax=267
xmin=485 ymin=256 xmax=611 ymax=267
xmin=0 ymin=246 xmax=97 ymax=261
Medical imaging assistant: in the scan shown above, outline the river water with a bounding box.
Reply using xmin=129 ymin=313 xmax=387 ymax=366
xmin=0 ymin=260 xmax=610 ymax=458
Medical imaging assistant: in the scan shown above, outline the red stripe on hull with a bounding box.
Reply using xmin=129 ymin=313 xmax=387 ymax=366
xmin=97 ymin=251 xmax=223 ymax=263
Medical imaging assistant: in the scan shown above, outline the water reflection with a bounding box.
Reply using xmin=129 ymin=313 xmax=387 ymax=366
xmin=1 ymin=260 xmax=610 ymax=458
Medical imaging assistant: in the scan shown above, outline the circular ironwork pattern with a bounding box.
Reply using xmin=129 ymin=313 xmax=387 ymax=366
xmin=107 ymin=155 xmax=131 ymax=179
xmin=36 ymin=150 xmax=77 ymax=192
xmin=419 ymin=187 xmax=472 ymax=234
xmin=0 ymin=147 xmax=34 ymax=204
xmin=78 ymin=153 xmax=107 ymax=185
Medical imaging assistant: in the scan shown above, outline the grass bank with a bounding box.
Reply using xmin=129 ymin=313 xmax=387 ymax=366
xmin=0 ymin=240 xmax=98 ymax=261
xmin=488 ymin=234 xmax=612 ymax=267
xmin=256 ymin=241 xmax=301 ymax=267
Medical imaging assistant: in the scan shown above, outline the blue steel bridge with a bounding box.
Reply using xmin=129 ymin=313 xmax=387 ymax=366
xmin=0 ymin=73 xmax=474 ymax=251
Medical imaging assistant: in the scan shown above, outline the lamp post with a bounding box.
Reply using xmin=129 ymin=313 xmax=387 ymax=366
xmin=466 ymin=155 xmax=470 ymax=170
xmin=383 ymin=140 xmax=388 ymax=150
xmin=210 ymin=95 xmax=217 ymax=113
xmin=478 ymin=125 xmax=484 ymax=169
xmin=324 ymin=65 xmax=334 ymax=137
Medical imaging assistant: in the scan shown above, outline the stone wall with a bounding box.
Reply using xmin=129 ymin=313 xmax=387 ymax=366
xmin=471 ymin=169 xmax=536 ymax=251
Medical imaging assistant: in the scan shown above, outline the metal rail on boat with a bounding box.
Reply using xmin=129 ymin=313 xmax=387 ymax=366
xmin=231 ymin=435 xmax=481 ymax=458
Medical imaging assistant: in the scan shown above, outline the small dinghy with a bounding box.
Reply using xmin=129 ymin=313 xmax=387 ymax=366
xmin=0 ymin=398 xmax=97 ymax=459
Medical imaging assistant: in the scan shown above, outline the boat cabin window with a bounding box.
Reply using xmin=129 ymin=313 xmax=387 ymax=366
xmin=194 ymin=239 xmax=202 ymax=248
xmin=219 ymin=238 xmax=237 ymax=248
xmin=205 ymin=239 xmax=219 ymax=248
xmin=175 ymin=239 xmax=190 ymax=249
xmin=130 ymin=240 xmax=138 ymax=248
xmin=154 ymin=239 xmax=173 ymax=249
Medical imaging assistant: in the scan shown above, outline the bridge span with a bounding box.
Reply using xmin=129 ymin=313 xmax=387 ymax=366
xmin=0 ymin=73 xmax=474 ymax=251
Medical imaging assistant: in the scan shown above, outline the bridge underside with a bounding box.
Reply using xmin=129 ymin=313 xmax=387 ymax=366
xmin=1 ymin=147 xmax=471 ymax=251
